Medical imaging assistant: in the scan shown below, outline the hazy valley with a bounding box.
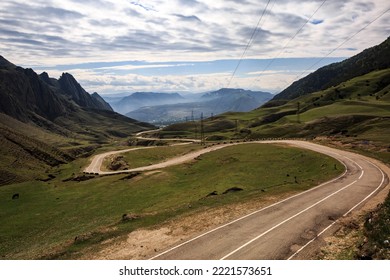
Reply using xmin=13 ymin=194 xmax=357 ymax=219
xmin=105 ymin=88 xmax=273 ymax=125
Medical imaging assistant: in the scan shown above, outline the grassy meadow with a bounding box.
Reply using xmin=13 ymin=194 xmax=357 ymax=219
xmin=102 ymin=143 xmax=203 ymax=171
xmin=159 ymin=69 xmax=390 ymax=164
xmin=0 ymin=143 xmax=343 ymax=259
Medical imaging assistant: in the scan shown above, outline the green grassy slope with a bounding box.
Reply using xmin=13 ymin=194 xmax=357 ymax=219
xmin=273 ymin=37 xmax=390 ymax=100
xmin=102 ymin=144 xmax=203 ymax=171
xmin=0 ymin=57 xmax=156 ymax=185
xmin=0 ymin=143 xmax=343 ymax=259
xmin=160 ymin=69 xmax=390 ymax=163
xmin=0 ymin=110 xmax=154 ymax=186
xmin=159 ymin=69 xmax=390 ymax=260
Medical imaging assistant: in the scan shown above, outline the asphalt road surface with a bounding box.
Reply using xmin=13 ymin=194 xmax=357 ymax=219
xmin=83 ymin=140 xmax=388 ymax=259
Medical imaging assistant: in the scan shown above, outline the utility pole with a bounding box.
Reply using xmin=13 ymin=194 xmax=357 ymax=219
xmin=200 ymin=112 xmax=205 ymax=145
xmin=192 ymin=110 xmax=198 ymax=140
xmin=297 ymin=102 xmax=301 ymax=123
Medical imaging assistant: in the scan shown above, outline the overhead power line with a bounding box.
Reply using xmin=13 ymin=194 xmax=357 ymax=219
xmin=226 ymin=0 xmax=272 ymax=88
xmin=255 ymin=0 xmax=328 ymax=80
xmin=282 ymin=6 xmax=390 ymax=89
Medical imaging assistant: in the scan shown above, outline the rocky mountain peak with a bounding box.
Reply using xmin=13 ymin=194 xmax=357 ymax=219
xmin=0 ymin=55 xmax=15 ymax=68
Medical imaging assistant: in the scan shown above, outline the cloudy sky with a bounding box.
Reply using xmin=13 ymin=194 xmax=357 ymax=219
xmin=0 ymin=0 xmax=389 ymax=95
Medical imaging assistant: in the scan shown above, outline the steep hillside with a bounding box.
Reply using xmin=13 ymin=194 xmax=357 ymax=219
xmin=0 ymin=56 xmax=155 ymax=185
xmin=160 ymin=69 xmax=390 ymax=162
xmin=58 ymin=73 xmax=114 ymax=111
xmin=91 ymin=92 xmax=113 ymax=111
xmin=273 ymin=37 xmax=390 ymax=101
xmin=0 ymin=62 xmax=70 ymax=122
xmin=0 ymin=55 xmax=153 ymax=134
xmin=0 ymin=114 xmax=73 ymax=185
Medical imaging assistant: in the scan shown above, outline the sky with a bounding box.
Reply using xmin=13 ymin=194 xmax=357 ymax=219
xmin=0 ymin=0 xmax=389 ymax=95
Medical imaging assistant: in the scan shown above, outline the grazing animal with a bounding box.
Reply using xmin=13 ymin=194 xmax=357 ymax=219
xmin=12 ymin=193 xmax=19 ymax=200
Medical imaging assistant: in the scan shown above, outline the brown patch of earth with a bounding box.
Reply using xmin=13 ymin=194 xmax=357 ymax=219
xmin=81 ymin=192 xmax=296 ymax=260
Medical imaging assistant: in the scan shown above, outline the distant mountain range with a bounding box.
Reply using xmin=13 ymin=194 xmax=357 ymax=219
xmin=107 ymin=88 xmax=273 ymax=125
xmin=110 ymin=92 xmax=185 ymax=115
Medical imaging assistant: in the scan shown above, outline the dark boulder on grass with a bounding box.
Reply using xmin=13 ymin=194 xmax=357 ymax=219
xmin=222 ymin=187 xmax=243 ymax=194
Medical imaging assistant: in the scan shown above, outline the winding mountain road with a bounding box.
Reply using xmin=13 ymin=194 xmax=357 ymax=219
xmin=83 ymin=138 xmax=389 ymax=259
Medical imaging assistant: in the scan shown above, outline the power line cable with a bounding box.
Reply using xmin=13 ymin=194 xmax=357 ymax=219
xmin=255 ymin=0 xmax=327 ymax=80
xmin=226 ymin=0 xmax=272 ymax=88
xmin=281 ymin=6 xmax=390 ymax=89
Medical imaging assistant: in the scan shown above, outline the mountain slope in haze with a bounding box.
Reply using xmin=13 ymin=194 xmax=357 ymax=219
xmin=111 ymin=92 xmax=185 ymax=114
xmin=58 ymin=73 xmax=114 ymax=111
xmin=0 ymin=55 xmax=155 ymax=185
xmin=91 ymin=92 xmax=113 ymax=111
xmin=126 ymin=88 xmax=273 ymax=124
xmin=273 ymin=37 xmax=390 ymax=101
xmin=202 ymin=88 xmax=270 ymax=100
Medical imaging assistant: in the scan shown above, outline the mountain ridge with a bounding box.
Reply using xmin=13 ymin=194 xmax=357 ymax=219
xmin=0 ymin=55 xmax=155 ymax=185
xmin=57 ymin=72 xmax=113 ymax=111
xmin=273 ymin=36 xmax=390 ymax=101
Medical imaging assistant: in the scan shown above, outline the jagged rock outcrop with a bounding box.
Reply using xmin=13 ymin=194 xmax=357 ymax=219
xmin=58 ymin=72 xmax=113 ymax=111
xmin=91 ymin=92 xmax=113 ymax=111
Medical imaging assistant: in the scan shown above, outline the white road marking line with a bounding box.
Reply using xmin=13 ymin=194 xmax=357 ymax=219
xmin=343 ymin=160 xmax=385 ymax=217
xmin=287 ymin=159 xmax=386 ymax=260
xmin=84 ymin=140 xmax=358 ymax=260
xmin=150 ymin=169 xmax=348 ymax=260
xmin=150 ymin=142 xmax=349 ymax=260
xmin=220 ymin=180 xmax=358 ymax=260
xmin=359 ymin=170 xmax=365 ymax=180
xmin=84 ymin=138 xmax=383 ymax=260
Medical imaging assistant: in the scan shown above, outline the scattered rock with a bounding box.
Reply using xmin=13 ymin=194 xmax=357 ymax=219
xmin=38 ymin=174 xmax=56 ymax=182
xmin=206 ymin=191 xmax=218 ymax=197
xmin=74 ymin=232 xmax=93 ymax=243
xmin=62 ymin=174 xmax=95 ymax=182
xmin=120 ymin=172 xmax=141 ymax=180
xmin=122 ymin=213 xmax=140 ymax=222
xmin=222 ymin=187 xmax=243 ymax=194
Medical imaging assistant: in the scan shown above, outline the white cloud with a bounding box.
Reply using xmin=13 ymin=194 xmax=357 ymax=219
xmin=96 ymin=63 xmax=195 ymax=71
xmin=0 ymin=0 xmax=388 ymax=93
